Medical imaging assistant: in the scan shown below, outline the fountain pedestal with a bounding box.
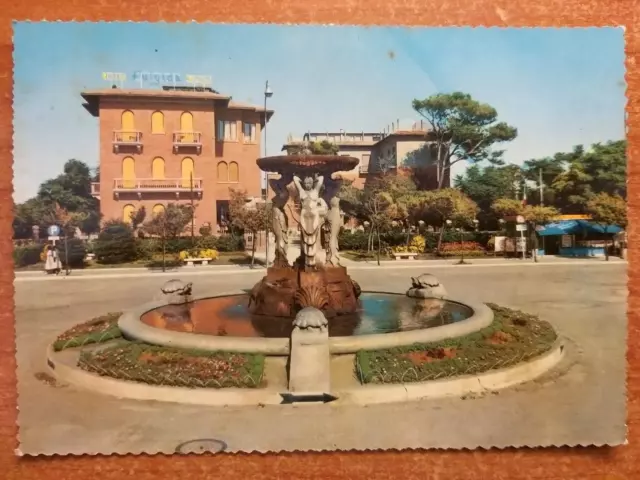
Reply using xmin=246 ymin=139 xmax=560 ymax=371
xmin=248 ymin=265 xmax=361 ymax=319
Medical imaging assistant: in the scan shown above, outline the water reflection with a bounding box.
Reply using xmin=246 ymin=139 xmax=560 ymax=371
xmin=140 ymin=293 xmax=473 ymax=339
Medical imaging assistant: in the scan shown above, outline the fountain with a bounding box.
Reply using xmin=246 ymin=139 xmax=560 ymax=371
xmin=42 ymin=153 xmax=565 ymax=409
xmin=247 ymin=154 xmax=361 ymax=320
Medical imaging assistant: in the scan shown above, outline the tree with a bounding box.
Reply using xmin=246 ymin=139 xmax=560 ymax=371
xmin=129 ymin=206 xmax=147 ymax=233
xmin=412 ymin=92 xmax=518 ymax=189
xmin=455 ymin=162 xmax=522 ymax=228
xmin=288 ymin=140 xmax=340 ymax=155
xmin=228 ymin=188 xmax=270 ymax=267
xmin=546 ymin=141 xmax=626 ymax=213
xmin=586 ymin=192 xmax=626 ymax=261
xmin=143 ymin=203 xmax=194 ymax=239
xmin=13 ymin=159 xmax=101 ymax=238
xmin=491 ymin=198 xmax=524 ymax=218
xmin=409 ymin=189 xmax=478 ymax=251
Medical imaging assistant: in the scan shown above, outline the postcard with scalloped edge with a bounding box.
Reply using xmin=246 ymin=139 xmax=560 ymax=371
xmin=13 ymin=22 xmax=627 ymax=455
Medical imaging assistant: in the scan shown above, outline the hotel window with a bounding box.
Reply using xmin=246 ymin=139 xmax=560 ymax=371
xmin=152 ymin=204 xmax=165 ymax=217
xmin=151 ymin=111 xmax=164 ymax=134
xmin=228 ymin=161 xmax=239 ymax=182
xmin=123 ymin=204 xmax=135 ymax=224
xmin=217 ymin=161 xmax=229 ymax=182
xmin=243 ymin=122 xmax=256 ymax=143
xmin=217 ymin=120 xmax=237 ymax=142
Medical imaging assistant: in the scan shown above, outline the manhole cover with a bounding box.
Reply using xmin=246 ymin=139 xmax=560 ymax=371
xmin=175 ymin=438 xmax=228 ymax=454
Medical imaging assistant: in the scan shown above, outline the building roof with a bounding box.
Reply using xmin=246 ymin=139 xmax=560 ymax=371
xmin=537 ymin=219 xmax=623 ymax=236
xmin=80 ymin=88 xmax=274 ymax=120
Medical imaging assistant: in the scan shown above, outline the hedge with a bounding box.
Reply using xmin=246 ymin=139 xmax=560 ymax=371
xmin=13 ymin=243 xmax=45 ymax=267
xmin=338 ymin=229 xmax=496 ymax=253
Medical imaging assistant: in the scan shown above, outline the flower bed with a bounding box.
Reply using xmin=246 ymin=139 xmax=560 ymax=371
xmin=438 ymin=241 xmax=486 ymax=257
xmin=78 ymin=342 xmax=265 ymax=389
xmin=53 ymin=312 xmax=123 ymax=352
xmin=179 ymin=248 xmax=219 ymax=261
xmin=356 ymin=304 xmax=557 ymax=384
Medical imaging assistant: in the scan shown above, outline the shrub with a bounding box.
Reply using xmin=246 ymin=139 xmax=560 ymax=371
xmin=164 ymin=237 xmax=194 ymax=254
xmin=199 ymin=224 xmax=212 ymax=236
xmin=94 ymin=221 xmax=137 ymax=264
xmin=338 ymin=230 xmax=369 ymax=251
xmin=57 ymin=238 xmax=87 ymax=268
xmin=215 ymin=234 xmax=244 ymax=252
xmin=410 ymin=235 xmax=426 ymax=253
xmin=196 ymin=235 xmax=218 ymax=250
xmin=13 ymin=243 xmax=44 ymax=267
xmin=134 ymin=238 xmax=160 ymax=260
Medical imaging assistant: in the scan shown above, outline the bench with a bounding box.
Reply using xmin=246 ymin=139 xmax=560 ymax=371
xmin=183 ymin=258 xmax=212 ymax=266
xmin=392 ymin=252 xmax=419 ymax=260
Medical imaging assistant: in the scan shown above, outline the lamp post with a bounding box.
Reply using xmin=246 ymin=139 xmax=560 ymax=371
xmin=263 ymin=81 xmax=273 ymax=268
xmin=516 ymin=215 xmax=526 ymax=260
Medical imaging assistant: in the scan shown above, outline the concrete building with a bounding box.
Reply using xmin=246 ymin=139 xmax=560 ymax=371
xmin=83 ymin=85 xmax=273 ymax=231
xmin=282 ymin=120 xmax=447 ymax=190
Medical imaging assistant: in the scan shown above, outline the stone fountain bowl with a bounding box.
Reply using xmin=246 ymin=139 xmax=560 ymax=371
xmin=117 ymin=291 xmax=494 ymax=356
xmin=257 ymin=155 xmax=359 ymax=175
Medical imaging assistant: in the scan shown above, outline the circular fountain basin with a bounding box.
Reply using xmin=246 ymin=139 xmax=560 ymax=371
xmin=118 ymin=292 xmax=494 ymax=355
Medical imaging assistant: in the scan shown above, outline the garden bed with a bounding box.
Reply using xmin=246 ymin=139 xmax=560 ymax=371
xmin=356 ymin=304 xmax=557 ymax=384
xmin=53 ymin=312 xmax=123 ymax=351
xmin=77 ymin=342 xmax=265 ymax=389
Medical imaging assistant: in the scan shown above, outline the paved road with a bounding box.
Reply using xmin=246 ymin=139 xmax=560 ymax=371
xmin=15 ymin=262 xmax=627 ymax=455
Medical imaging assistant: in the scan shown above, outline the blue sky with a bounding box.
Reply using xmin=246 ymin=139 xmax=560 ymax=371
xmin=13 ymin=23 xmax=625 ymax=202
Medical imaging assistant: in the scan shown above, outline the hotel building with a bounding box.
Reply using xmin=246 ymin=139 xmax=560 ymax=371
xmin=281 ymin=120 xmax=448 ymax=190
xmin=83 ymin=86 xmax=272 ymax=231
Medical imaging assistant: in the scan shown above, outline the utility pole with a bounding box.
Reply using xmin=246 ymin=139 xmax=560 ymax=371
xmin=539 ymin=168 xmax=544 ymax=206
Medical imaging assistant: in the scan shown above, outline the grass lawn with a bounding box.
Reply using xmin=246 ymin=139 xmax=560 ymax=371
xmin=78 ymin=342 xmax=265 ymax=389
xmin=356 ymin=304 xmax=558 ymax=384
xmin=53 ymin=312 xmax=123 ymax=351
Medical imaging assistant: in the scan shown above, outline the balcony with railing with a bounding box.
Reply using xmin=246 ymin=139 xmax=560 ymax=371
xmin=359 ymin=164 xmax=369 ymax=175
xmin=112 ymin=130 xmax=143 ymax=153
xmin=91 ymin=182 xmax=100 ymax=198
xmin=173 ymin=131 xmax=202 ymax=153
xmin=112 ymin=178 xmax=203 ymax=199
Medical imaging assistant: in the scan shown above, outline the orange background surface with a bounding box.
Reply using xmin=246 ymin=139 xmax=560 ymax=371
xmin=2 ymin=2 xmax=639 ymax=479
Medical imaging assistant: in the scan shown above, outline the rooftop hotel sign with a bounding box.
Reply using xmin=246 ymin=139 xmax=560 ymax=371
xmin=130 ymin=71 xmax=212 ymax=88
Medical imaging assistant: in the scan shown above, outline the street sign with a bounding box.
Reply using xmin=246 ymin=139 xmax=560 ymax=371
xmin=47 ymin=225 xmax=60 ymax=237
xmin=516 ymin=224 xmax=527 ymax=232
xmin=48 ymin=235 xmax=60 ymax=242
xmin=516 ymin=215 xmax=525 ymax=224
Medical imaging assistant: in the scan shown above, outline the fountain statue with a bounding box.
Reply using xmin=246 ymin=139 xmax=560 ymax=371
xmin=248 ymin=154 xmax=361 ymax=320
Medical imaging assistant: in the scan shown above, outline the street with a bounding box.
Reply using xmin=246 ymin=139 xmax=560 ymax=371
xmin=15 ymin=260 xmax=627 ymax=454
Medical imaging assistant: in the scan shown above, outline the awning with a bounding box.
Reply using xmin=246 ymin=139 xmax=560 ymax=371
xmin=536 ymin=219 xmax=623 ymax=237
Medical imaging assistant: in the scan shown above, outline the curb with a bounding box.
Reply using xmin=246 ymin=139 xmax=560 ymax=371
xmin=45 ymin=339 xmax=565 ymax=407
xmin=117 ymin=292 xmax=494 ymax=355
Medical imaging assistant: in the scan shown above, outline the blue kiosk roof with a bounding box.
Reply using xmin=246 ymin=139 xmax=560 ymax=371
xmin=537 ymin=219 xmax=623 ymax=236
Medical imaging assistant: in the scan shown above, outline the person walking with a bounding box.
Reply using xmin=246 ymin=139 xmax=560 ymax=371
xmin=44 ymin=244 xmax=62 ymax=275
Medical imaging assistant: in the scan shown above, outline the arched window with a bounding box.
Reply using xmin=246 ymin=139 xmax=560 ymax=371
xmin=181 ymin=157 xmax=195 ymax=188
xmin=123 ymin=204 xmax=135 ymax=224
xmin=151 ymin=111 xmax=164 ymax=134
xmin=217 ymin=161 xmax=228 ymax=182
xmin=228 ymin=161 xmax=239 ymax=183
xmin=152 ymin=204 xmax=165 ymax=217
xmin=152 ymin=157 xmax=165 ymax=180
xmin=122 ymin=157 xmax=135 ymax=188
xmin=180 ymin=111 xmax=194 ymax=143
xmin=121 ymin=110 xmax=136 ymax=141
